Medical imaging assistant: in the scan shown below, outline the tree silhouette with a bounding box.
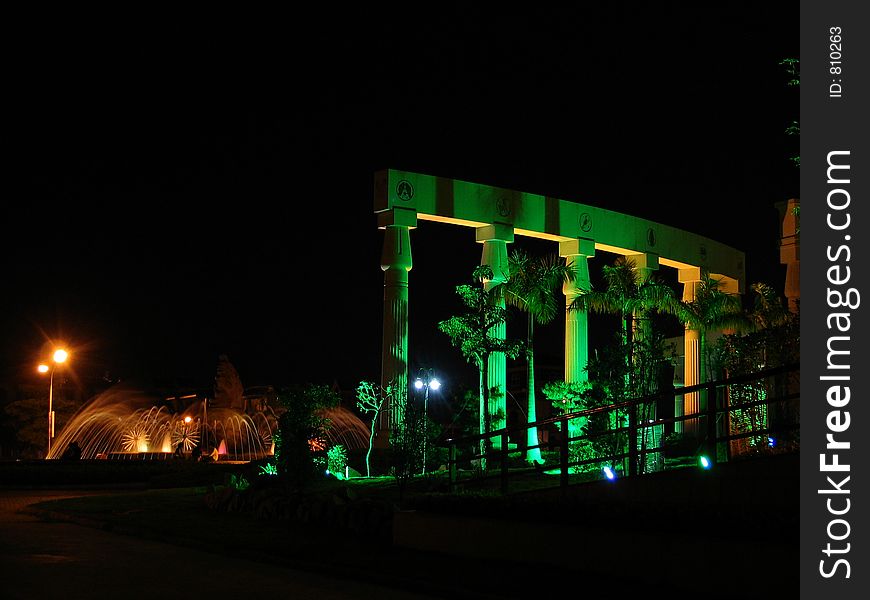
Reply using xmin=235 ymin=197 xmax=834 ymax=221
xmin=355 ymin=380 xmax=395 ymax=477
xmin=675 ymin=274 xmax=748 ymax=384
xmin=438 ymin=265 xmax=524 ymax=466
xmin=504 ymin=249 xmax=574 ymax=464
xmin=570 ymin=256 xmax=676 ymax=375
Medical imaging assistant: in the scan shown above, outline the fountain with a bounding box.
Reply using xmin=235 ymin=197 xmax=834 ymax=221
xmin=317 ymin=406 xmax=371 ymax=451
xmin=48 ymin=386 xmax=277 ymax=461
xmin=48 ymin=386 xmax=372 ymax=461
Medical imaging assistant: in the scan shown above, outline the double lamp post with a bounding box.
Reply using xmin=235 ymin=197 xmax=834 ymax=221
xmin=413 ymin=369 xmax=440 ymax=475
xmin=37 ymin=348 xmax=69 ymax=459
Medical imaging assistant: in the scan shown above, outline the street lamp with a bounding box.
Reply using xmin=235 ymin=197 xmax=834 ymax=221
xmin=38 ymin=348 xmax=69 ymax=459
xmin=413 ymin=369 xmax=441 ymax=475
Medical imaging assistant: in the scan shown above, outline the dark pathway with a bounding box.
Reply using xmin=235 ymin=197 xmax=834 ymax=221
xmin=0 ymin=490 xmax=433 ymax=600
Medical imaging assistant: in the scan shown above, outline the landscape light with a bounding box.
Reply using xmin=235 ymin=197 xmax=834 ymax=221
xmin=429 ymin=378 xmax=441 ymax=391
xmin=699 ymin=455 xmax=711 ymax=469
xmin=414 ymin=378 xmax=424 ymax=390
xmin=603 ymin=466 xmax=616 ymax=480
xmin=768 ymin=437 xmax=776 ymax=447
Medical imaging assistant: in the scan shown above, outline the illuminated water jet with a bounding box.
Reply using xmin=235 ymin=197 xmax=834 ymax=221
xmin=49 ymin=386 xmax=372 ymax=461
xmin=49 ymin=386 xmax=277 ymax=461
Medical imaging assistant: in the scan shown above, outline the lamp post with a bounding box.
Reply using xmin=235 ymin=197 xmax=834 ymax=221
xmin=413 ymin=369 xmax=441 ymax=475
xmin=38 ymin=348 xmax=69 ymax=459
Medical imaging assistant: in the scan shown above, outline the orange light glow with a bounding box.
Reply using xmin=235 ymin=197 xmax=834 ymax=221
xmin=53 ymin=349 xmax=68 ymax=364
xmin=37 ymin=364 xmax=49 ymax=373
xmin=184 ymin=416 xmax=192 ymax=424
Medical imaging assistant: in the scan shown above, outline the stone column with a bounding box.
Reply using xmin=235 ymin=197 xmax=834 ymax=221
xmin=678 ymin=267 xmax=703 ymax=436
xmin=477 ymin=224 xmax=513 ymax=449
xmin=560 ymin=238 xmax=595 ymax=441
xmin=379 ymin=209 xmax=416 ymax=440
xmin=560 ymin=239 xmax=595 ymax=385
xmin=780 ymin=198 xmax=800 ymax=313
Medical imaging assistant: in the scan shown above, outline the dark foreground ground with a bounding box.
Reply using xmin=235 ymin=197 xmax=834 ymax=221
xmin=0 ymin=453 xmax=798 ymax=599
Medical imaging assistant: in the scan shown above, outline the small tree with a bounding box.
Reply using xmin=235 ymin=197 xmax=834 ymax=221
xmin=355 ymin=380 xmax=396 ymax=477
xmin=3 ymin=387 xmax=80 ymax=459
xmin=274 ymin=384 xmax=339 ymax=490
xmin=391 ymin=396 xmax=426 ymax=501
xmin=438 ymin=265 xmax=524 ymax=466
xmin=713 ymin=282 xmax=800 ymax=455
xmin=544 ymin=332 xmax=674 ymax=475
xmin=779 ymin=58 xmax=800 ymax=168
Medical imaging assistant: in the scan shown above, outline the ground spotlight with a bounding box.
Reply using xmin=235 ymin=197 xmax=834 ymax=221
xmin=699 ymin=455 xmax=712 ymax=469
xmin=603 ymin=466 xmax=616 ymax=480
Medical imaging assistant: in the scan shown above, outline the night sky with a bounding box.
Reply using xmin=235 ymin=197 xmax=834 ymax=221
xmin=2 ymin=4 xmax=799 ymax=398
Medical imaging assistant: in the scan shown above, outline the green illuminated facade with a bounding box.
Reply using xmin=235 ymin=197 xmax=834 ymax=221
xmin=375 ymin=169 xmax=746 ymax=442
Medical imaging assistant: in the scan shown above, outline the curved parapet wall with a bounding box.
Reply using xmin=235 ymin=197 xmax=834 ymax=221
xmin=374 ymin=168 xmax=744 ymax=291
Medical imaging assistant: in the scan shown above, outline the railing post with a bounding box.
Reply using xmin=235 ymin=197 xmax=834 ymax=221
xmin=628 ymin=403 xmax=638 ymax=477
xmin=560 ymin=416 xmax=569 ymax=491
xmin=448 ymin=442 xmax=456 ymax=493
xmin=501 ymin=431 xmax=509 ymax=495
xmin=706 ymin=382 xmax=717 ymax=464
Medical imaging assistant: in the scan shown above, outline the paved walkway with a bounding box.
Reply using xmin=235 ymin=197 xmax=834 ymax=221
xmin=0 ymin=490 xmax=436 ymax=600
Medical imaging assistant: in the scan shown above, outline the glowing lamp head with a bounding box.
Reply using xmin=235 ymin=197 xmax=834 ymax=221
xmin=53 ymin=349 xmax=68 ymax=364
xmin=184 ymin=416 xmax=192 ymax=424
xmin=37 ymin=364 xmax=49 ymax=374
xmin=768 ymin=437 xmax=776 ymax=447
xmin=603 ymin=466 xmax=616 ymax=480
xmin=414 ymin=379 xmax=424 ymax=390
xmin=429 ymin=378 xmax=441 ymax=391
xmin=699 ymin=455 xmax=712 ymax=469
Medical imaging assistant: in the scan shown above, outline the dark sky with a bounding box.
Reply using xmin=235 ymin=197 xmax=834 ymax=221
xmin=2 ymin=4 xmax=799 ymax=396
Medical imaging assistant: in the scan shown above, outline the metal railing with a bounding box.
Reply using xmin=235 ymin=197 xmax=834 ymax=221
xmin=446 ymin=363 xmax=799 ymax=494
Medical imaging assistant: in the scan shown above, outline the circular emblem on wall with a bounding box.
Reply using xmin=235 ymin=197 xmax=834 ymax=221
xmin=699 ymin=245 xmax=708 ymax=262
xmin=579 ymin=213 xmax=593 ymax=233
xmin=496 ymin=197 xmax=512 ymax=217
xmin=647 ymin=228 xmax=657 ymax=247
xmin=396 ymin=180 xmax=414 ymax=201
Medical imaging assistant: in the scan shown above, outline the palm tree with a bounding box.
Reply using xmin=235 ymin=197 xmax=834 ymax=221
xmin=676 ymin=275 xmax=747 ymax=385
xmin=675 ymin=274 xmax=748 ymax=436
xmin=748 ymin=282 xmax=791 ymax=331
xmin=570 ymin=256 xmax=677 ymax=372
xmin=505 ymin=250 xmax=575 ymax=464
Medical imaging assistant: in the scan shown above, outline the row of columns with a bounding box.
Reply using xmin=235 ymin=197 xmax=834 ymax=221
xmin=379 ymin=213 xmax=722 ymax=443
